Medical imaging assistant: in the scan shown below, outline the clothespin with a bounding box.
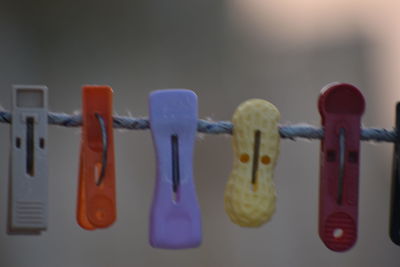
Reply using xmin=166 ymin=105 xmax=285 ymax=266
xmin=77 ymin=85 xmax=116 ymax=230
xmin=224 ymin=99 xmax=280 ymax=227
xmin=8 ymin=85 xmax=48 ymax=234
xmin=390 ymin=102 xmax=400 ymax=246
xmin=148 ymin=89 xmax=201 ymax=249
xmin=318 ymin=83 xmax=365 ymax=252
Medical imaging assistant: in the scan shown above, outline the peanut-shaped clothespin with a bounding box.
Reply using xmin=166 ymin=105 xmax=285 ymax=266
xmin=77 ymin=85 xmax=116 ymax=230
xmin=9 ymin=85 xmax=48 ymax=234
xmin=224 ymin=99 xmax=280 ymax=227
xmin=149 ymin=89 xmax=202 ymax=249
xmin=318 ymin=83 xmax=365 ymax=252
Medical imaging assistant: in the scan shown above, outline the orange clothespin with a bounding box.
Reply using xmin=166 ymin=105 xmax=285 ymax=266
xmin=77 ymin=85 xmax=116 ymax=230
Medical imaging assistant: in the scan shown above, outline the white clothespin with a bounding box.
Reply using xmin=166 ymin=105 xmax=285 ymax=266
xmin=8 ymin=85 xmax=48 ymax=234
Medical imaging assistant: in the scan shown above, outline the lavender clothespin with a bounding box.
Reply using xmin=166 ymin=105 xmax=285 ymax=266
xmin=149 ymin=89 xmax=202 ymax=249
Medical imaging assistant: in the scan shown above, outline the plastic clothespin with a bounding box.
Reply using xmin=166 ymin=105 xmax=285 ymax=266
xmin=77 ymin=85 xmax=116 ymax=230
xmin=8 ymin=85 xmax=48 ymax=234
xmin=318 ymin=83 xmax=365 ymax=252
xmin=149 ymin=89 xmax=201 ymax=249
xmin=224 ymin=99 xmax=280 ymax=227
xmin=390 ymin=102 xmax=400 ymax=246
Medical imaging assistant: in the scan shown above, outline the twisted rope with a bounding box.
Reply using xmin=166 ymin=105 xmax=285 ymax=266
xmin=0 ymin=110 xmax=396 ymax=142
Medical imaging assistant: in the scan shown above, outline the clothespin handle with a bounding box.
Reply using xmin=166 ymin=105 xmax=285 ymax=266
xmin=390 ymin=102 xmax=400 ymax=245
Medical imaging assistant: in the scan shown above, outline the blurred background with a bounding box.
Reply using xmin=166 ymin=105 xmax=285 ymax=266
xmin=0 ymin=0 xmax=399 ymax=266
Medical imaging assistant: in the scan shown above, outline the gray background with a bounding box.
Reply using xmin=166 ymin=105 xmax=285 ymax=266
xmin=0 ymin=0 xmax=399 ymax=266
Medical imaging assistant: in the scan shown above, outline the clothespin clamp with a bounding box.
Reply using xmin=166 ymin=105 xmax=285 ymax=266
xmin=390 ymin=102 xmax=400 ymax=246
xmin=8 ymin=85 xmax=48 ymax=234
xmin=318 ymin=83 xmax=365 ymax=251
xmin=77 ymin=85 xmax=116 ymax=230
xmin=224 ymin=99 xmax=280 ymax=227
xmin=149 ymin=89 xmax=201 ymax=249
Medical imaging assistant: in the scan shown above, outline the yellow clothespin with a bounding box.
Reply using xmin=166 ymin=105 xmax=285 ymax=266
xmin=224 ymin=99 xmax=280 ymax=227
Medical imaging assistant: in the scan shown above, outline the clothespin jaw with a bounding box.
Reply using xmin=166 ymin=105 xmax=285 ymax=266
xmin=8 ymin=85 xmax=49 ymax=234
xmin=390 ymin=102 xmax=400 ymax=246
xmin=318 ymin=83 xmax=365 ymax=252
xmin=77 ymin=85 xmax=116 ymax=230
xmin=224 ymin=99 xmax=280 ymax=227
xmin=149 ymin=89 xmax=201 ymax=249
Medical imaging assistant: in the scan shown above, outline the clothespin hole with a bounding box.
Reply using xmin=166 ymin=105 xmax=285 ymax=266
xmin=333 ymin=228 xmax=344 ymax=239
xmin=172 ymin=191 xmax=180 ymax=204
xmin=327 ymin=150 xmax=336 ymax=162
xmin=240 ymin=153 xmax=250 ymax=163
xmin=252 ymin=182 xmax=259 ymax=192
xmin=94 ymin=113 xmax=108 ymax=186
xmin=39 ymin=138 xmax=45 ymax=149
xmin=94 ymin=162 xmax=104 ymax=187
xmin=26 ymin=117 xmax=35 ymax=177
xmin=251 ymin=130 xmax=261 ymax=185
xmin=348 ymin=151 xmax=358 ymax=163
xmin=261 ymin=155 xmax=270 ymax=165
xmin=171 ymin=134 xmax=180 ymax=199
xmin=15 ymin=137 xmax=21 ymax=148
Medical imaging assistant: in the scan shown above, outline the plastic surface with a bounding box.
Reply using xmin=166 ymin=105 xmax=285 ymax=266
xmin=390 ymin=102 xmax=400 ymax=245
xmin=224 ymin=99 xmax=280 ymax=227
xmin=9 ymin=85 xmax=48 ymax=234
xmin=149 ymin=89 xmax=201 ymax=249
xmin=318 ymin=83 xmax=365 ymax=252
xmin=77 ymin=86 xmax=116 ymax=230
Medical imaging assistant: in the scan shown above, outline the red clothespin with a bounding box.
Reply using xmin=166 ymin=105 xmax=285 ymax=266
xmin=318 ymin=83 xmax=365 ymax=252
xmin=77 ymin=85 xmax=116 ymax=230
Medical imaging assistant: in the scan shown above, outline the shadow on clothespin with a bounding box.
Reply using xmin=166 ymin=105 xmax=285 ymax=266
xmin=148 ymin=89 xmax=201 ymax=249
xmin=318 ymin=82 xmax=365 ymax=252
xmin=390 ymin=102 xmax=400 ymax=246
xmin=8 ymin=85 xmax=49 ymax=235
xmin=77 ymin=86 xmax=116 ymax=230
